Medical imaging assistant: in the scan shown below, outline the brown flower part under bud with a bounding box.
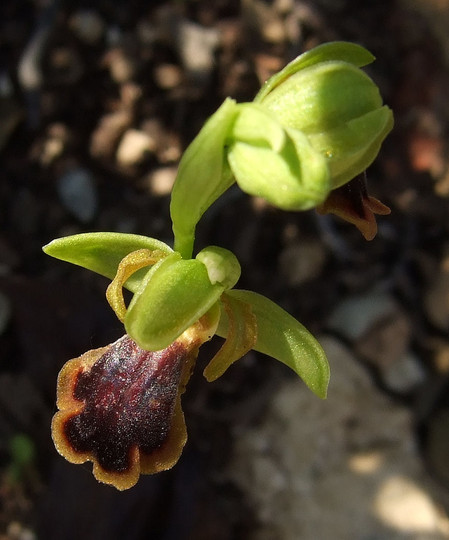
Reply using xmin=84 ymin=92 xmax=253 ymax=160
xmin=316 ymin=173 xmax=391 ymax=241
xmin=52 ymin=334 xmax=197 ymax=490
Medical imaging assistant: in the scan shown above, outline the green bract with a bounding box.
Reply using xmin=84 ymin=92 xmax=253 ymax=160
xmin=170 ymin=41 xmax=393 ymax=256
xmin=43 ymin=233 xmax=329 ymax=398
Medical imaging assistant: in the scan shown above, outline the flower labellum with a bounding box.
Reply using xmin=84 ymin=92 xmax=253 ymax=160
xmin=316 ymin=172 xmax=391 ymax=240
xmin=52 ymin=314 xmax=217 ymax=490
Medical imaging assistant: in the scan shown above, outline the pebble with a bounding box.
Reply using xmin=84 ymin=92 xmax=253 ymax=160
xmin=153 ymin=63 xmax=183 ymax=89
xmin=90 ymin=109 xmax=133 ymax=160
xmin=116 ymin=129 xmax=156 ymax=167
xmin=381 ymin=351 xmax=426 ymax=393
xmin=328 ymin=289 xmax=423 ymax=393
xmin=327 ymin=289 xmax=397 ymax=341
xmin=278 ymin=240 xmax=326 ymax=286
xmin=70 ymin=10 xmax=105 ymax=45
xmin=57 ymin=167 xmax=98 ymax=223
xmin=103 ymin=48 xmax=137 ymax=84
xmin=228 ymin=336 xmax=449 ymax=539
xmin=144 ymin=166 xmax=177 ymax=196
xmin=177 ymin=20 xmax=220 ymax=83
xmin=242 ymin=0 xmax=287 ymax=44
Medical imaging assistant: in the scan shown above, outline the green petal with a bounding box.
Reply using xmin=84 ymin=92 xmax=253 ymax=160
xmin=125 ymin=255 xmax=225 ymax=351
xmin=261 ymin=62 xmax=382 ymax=135
xmin=170 ymin=98 xmax=239 ymax=258
xmin=230 ymin=103 xmax=286 ymax=152
xmin=255 ymin=41 xmax=375 ymax=102
xmin=308 ymin=105 xmax=394 ymax=188
xmin=203 ymin=293 xmax=257 ymax=382
xmin=43 ymin=233 xmax=173 ymax=292
xmin=228 ymin=119 xmax=330 ymax=210
xmin=217 ymin=290 xmax=330 ymax=398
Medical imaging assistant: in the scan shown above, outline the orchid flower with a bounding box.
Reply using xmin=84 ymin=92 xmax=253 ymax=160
xmin=44 ymin=233 xmax=328 ymax=489
xmin=44 ymin=41 xmax=393 ymax=490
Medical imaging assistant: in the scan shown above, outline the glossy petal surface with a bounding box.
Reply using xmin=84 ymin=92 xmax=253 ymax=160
xmin=52 ymin=335 xmax=195 ymax=490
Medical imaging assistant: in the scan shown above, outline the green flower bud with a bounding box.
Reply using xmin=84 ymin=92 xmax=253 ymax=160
xmin=255 ymin=41 xmax=393 ymax=189
xmin=226 ymin=103 xmax=330 ymax=211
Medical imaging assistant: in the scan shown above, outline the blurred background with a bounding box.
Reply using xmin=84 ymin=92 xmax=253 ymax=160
xmin=1 ymin=0 xmax=449 ymax=538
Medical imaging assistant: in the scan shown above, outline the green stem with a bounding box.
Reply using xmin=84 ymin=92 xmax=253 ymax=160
xmin=173 ymin=228 xmax=195 ymax=259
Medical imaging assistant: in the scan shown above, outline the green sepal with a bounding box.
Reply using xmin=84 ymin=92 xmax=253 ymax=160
xmin=227 ymin=104 xmax=330 ymax=210
xmin=217 ymin=290 xmax=330 ymax=398
xmin=309 ymin=105 xmax=393 ymax=188
xmin=203 ymin=293 xmax=257 ymax=382
xmin=170 ymin=97 xmax=239 ymax=258
xmin=259 ymin=61 xmax=383 ymax=136
xmin=43 ymin=233 xmax=173 ymax=293
xmin=255 ymin=41 xmax=375 ymax=102
xmin=125 ymin=253 xmax=225 ymax=351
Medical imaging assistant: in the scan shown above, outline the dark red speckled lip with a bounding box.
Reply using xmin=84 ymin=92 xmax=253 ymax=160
xmin=62 ymin=335 xmax=186 ymax=473
xmin=52 ymin=333 xmax=196 ymax=489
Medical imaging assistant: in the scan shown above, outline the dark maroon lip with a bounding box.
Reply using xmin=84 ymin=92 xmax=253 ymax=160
xmin=56 ymin=335 xmax=188 ymax=474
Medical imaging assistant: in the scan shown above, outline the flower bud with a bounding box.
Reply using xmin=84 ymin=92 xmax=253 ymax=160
xmin=255 ymin=42 xmax=393 ymax=189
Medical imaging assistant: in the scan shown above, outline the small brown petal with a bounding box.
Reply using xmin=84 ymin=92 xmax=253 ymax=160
xmin=316 ymin=173 xmax=391 ymax=241
xmin=52 ymin=335 xmax=197 ymax=490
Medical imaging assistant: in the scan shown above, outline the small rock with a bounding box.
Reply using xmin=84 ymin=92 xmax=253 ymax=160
xmin=7 ymin=522 xmax=37 ymax=540
xmin=57 ymin=167 xmax=97 ymax=222
xmin=70 ymin=10 xmax=105 ymax=45
xmin=90 ymin=110 xmax=133 ymax=160
xmin=153 ymin=63 xmax=183 ymax=89
xmin=278 ymin=240 xmax=326 ymax=286
xmin=355 ymin=307 xmax=411 ymax=368
xmin=140 ymin=118 xmax=181 ymax=163
xmin=374 ymin=475 xmax=448 ymax=535
xmin=431 ymin=338 xmax=449 ymax=374
xmin=144 ymin=166 xmax=177 ymax=196
xmin=228 ymin=337 xmax=449 ymax=539
xmin=382 ymin=351 xmax=426 ymax=393
xmin=103 ymin=48 xmax=137 ymax=84
xmin=327 ymin=289 xmax=397 ymax=341
xmin=116 ymin=129 xmax=156 ymax=167
xmin=242 ymin=0 xmax=287 ymax=44
xmin=328 ymin=290 xmax=421 ymax=392
xmin=177 ymin=20 xmax=220 ymax=84
xmin=38 ymin=123 xmax=70 ymax=165
xmin=136 ymin=20 xmax=158 ymax=44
